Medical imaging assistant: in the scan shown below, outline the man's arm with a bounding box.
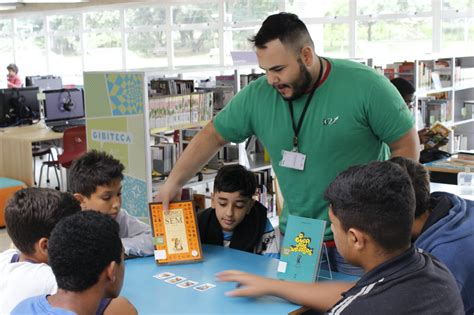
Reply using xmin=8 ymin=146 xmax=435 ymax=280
xmin=389 ymin=127 xmax=420 ymax=161
xmin=156 ymin=121 xmax=228 ymax=208
xmin=217 ymin=270 xmax=353 ymax=311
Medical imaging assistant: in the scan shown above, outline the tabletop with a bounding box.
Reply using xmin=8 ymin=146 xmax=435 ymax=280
xmin=121 ymin=244 xmax=358 ymax=315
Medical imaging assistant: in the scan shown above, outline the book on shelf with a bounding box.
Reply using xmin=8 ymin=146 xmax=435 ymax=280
xmin=277 ymin=215 xmax=326 ymax=283
xmin=149 ymin=201 xmax=203 ymax=265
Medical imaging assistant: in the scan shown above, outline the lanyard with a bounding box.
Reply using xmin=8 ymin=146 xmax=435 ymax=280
xmin=288 ymin=56 xmax=324 ymax=151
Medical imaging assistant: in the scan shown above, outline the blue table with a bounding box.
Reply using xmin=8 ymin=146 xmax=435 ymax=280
xmin=121 ymin=244 xmax=358 ymax=314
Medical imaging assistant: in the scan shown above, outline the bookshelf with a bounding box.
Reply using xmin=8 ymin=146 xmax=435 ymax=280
xmin=83 ymin=69 xmax=276 ymax=222
xmin=382 ymin=56 xmax=474 ymax=152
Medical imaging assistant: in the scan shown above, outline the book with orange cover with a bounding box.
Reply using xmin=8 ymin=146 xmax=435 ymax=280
xmin=149 ymin=201 xmax=203 ymax=264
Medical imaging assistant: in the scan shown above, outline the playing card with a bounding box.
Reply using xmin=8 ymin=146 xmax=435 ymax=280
xmin=193 ymin=283 xmax=216 ymax=291
xmin=165 ymin=276 xmax=186 ymax=284
xmin=153 ymin=272 xmax=175 ymax=280
xmin=177 ymin=280 xmax=198 ymax=288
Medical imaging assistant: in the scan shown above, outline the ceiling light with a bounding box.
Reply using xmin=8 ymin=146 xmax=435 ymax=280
xmin=0 ymin=4 xmax=17 ymax=10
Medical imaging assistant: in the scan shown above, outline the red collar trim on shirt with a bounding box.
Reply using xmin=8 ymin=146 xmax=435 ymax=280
xmin=317 ymin=58 xmax=331 ymax=88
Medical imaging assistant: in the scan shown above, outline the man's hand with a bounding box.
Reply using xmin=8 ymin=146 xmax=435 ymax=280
xmin=216 ymin=270 xmax=278 ymax=297
xmin=154 ymin=181 xmax=182 ymax=211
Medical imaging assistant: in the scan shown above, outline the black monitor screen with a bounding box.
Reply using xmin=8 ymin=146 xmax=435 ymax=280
xmin=25 ymin=76 xmax=62 ymax=90
xmin=0 ymin=87 xmax=40 ymax=126
xmin=44 ymin=88 xmax=85 ymax=122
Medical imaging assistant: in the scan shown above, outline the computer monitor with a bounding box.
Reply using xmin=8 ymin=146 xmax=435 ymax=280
xmin=43 ymin=88 xmax=85 ymax=125
xmin=0 ymin=87 xmax=40 ymax=126
xmin=25 ymin=75 xmax=62 ymax=90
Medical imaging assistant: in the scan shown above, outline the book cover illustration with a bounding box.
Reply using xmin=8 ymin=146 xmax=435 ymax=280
xmin=277 ymin=215 xmax=326 ymax=283
xmin=149 ymin=201 xmax=203 ymax=264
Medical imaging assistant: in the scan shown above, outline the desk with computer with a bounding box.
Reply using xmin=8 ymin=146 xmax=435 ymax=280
xmin=0 ymin=76 xmax=86 ymax=187
xmin=0 ymin=75 xmax=85 ymax=130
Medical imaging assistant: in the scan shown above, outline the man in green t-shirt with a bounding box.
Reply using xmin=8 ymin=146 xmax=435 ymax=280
xmin=157 ymin=12 xmax=419 ymax=275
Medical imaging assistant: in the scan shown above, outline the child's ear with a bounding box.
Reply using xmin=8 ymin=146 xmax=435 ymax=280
xmin=348 ymin=228 xmax=366 ymax=251
xmin=210 ymin=192 xmax=215 ymax=208
xmin=36 ymin=237 xmax=49 ymax=263
xmin=73 ymin=193 xmax=86 ymax=209
xmin=105 ymin=261 xmax=118 ymax=283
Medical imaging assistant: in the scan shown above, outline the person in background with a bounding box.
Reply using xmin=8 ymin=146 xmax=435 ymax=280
xmin=391 ymin=77 xmax=449 ymax=151
xmin=7 ymin=63 xmax=22 ymax=88
xmin=69 ymin=150 xmax=154 ymax=257
xmin=158 ymin=12 xmax=419 ymax=276
xmin=390 ymin=156 xmax=473 ymax=315
xmin=217 ymin=161 xmax=464 ymax=314
xmin=12 ymin=211 xmax=137 ymax=315
xmin=0 ymin=188 xmax=134 ymax=314
xmin=198 ymin=164 xmax=279 ymax=258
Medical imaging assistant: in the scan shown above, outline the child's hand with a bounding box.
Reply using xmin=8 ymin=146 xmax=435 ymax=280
xmin=216 ymin=270 xmax=278 ymax=297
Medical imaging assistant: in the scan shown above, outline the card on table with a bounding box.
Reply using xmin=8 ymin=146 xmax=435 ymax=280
xmin=153 ymin=272 xmax=175 ymax=280
xmin=165 ymin=276 xmax=186 ymax=284
xmin=193 ymin=283 xmax=216 ymax=291
xmin=177 ymin=280 xmax=198 ymax=288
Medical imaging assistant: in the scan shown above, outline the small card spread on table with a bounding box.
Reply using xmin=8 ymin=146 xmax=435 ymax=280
xmin=165 ymin=276 xmax=186 ymax=284
xmin=153 ymin=272 xmax=175 ymax=280
xmin=193 ymin=283 xmax=216 ymax=292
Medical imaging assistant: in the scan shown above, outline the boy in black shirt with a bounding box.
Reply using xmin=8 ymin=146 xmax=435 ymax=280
xmin=217 ymin=161 xmax=464 ymax=314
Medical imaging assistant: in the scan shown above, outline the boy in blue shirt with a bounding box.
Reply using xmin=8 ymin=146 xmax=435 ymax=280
xmin=12 ymin=211 xmax=136 ymax=315
xmin=198 ymin=164 xmax=279 ymax=258
xmin=69 ymin=150 xmax=154 ymax=257
xmin=391 ymin=156 xmax=474 ymax=314
xmin=217 ymin=161 xmax=463 ymax=314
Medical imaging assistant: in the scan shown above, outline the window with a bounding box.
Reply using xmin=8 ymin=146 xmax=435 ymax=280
xmin=441 ymin=18 xmax=474 ymax=54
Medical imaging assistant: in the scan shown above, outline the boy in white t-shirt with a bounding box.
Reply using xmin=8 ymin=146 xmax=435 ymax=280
xmin=0 ymin=187 xmax=135 ymax=314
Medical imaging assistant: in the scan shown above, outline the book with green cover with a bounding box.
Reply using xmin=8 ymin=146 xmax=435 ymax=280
xmin=277 ymin=215 xmax=326 ymax=282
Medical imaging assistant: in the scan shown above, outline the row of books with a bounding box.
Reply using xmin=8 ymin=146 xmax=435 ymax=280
xmin=150 ymin=78 xmax=195 ymax=96
xmin=149 ymin=92 xmax=213 ymax=130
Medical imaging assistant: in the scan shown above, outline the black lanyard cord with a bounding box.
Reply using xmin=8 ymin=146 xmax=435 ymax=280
xmin=288 ymin=56 xmax=324 ymax=149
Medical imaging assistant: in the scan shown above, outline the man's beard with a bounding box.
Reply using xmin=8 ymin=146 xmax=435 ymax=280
xmin=278 ymin=59 xmax=313 ymax=101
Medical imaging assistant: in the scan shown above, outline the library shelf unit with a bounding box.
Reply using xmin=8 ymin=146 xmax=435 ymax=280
xmin=83 ymin=68 xmax=276 ymax=223
xmin=383 ymin=56 xmax=474 ymax=152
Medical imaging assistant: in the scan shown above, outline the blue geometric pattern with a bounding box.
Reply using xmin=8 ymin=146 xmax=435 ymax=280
xmin=106 ymin=73 xmax=144 ymax=116
xmin=122 ymin=174 xmax=148 ymax=221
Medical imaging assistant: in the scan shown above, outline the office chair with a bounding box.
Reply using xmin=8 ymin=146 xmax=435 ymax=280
xmin=38 ymin=125 xmax=87 ymax=190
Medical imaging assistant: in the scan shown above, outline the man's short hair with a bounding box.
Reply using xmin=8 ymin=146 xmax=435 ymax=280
xmin=213 ymin=164 xmax=257 ymax=199
xmin=7 ymin=63 xmax=18 ymax=74
xmin=69 ymin=150 xmax=124 ymax=197
xmin=324 ymin=161 xmax=415 ymax=251
xmin=390 ymin=157 xmax=431 ymax=218
xmin=5 ymin=188 xmax=81 ymax=255
xmin=48 ymin=211 xmax=122 ymax=292
xmin=249 ymin=12 xmax=314 ymax=53
xmin=390 ymin=77 xmax=415 ymax=98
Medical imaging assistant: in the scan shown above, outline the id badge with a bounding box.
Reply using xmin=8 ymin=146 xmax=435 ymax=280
xmin=279 ymin=150 xmax=306 ymax=171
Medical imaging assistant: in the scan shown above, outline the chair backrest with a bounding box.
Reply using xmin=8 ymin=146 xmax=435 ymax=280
xmin=58 ymin=125 xmax=87 ymax=168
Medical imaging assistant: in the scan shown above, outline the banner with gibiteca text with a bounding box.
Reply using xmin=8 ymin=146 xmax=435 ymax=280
xmin=83 ymin=71 xmax=149 ymax=220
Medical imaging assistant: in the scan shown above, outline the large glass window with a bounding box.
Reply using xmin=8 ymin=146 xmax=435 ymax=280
xmin=48 ymin=14 xmax=80 ymax=32
xmin=442 ymin=0 xmax=474 ymax=10
xmin=224 ymin=0 xmax=280 ymax=23
xmin=126 ymin=31 xmax=167 ymax=69
xmin=441 ymin=18 xmax=474 ymax=54
xmin=356 ymin=18 xmax=432 ymax=57
xmin=173 ymin=29 xmax=219 ymax=67
xmin=84 ymin=32 xmax=122 ymax=71
xmin=15 ymin=36 xmax=47 ymax=75
xmin=323 ymin=23 xmax=350 ymax=57
xmin=0 ymin=19 xmax=13 ymax=67
xmin=357 ymin=0 xmax=432 ymax=15
xmin=125 ymin=7 xmax=166 ymax=28
xmin=85 ymin=10 xmax=120 ymax=30
xmin=286 ymin=0 xmax=349 ymax=18
xmin=172 ymin=3 xmax=219 ymax=24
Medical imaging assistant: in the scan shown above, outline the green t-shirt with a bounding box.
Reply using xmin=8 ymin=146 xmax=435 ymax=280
xmin=214 ymin=58 xmax=414 ymax=239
